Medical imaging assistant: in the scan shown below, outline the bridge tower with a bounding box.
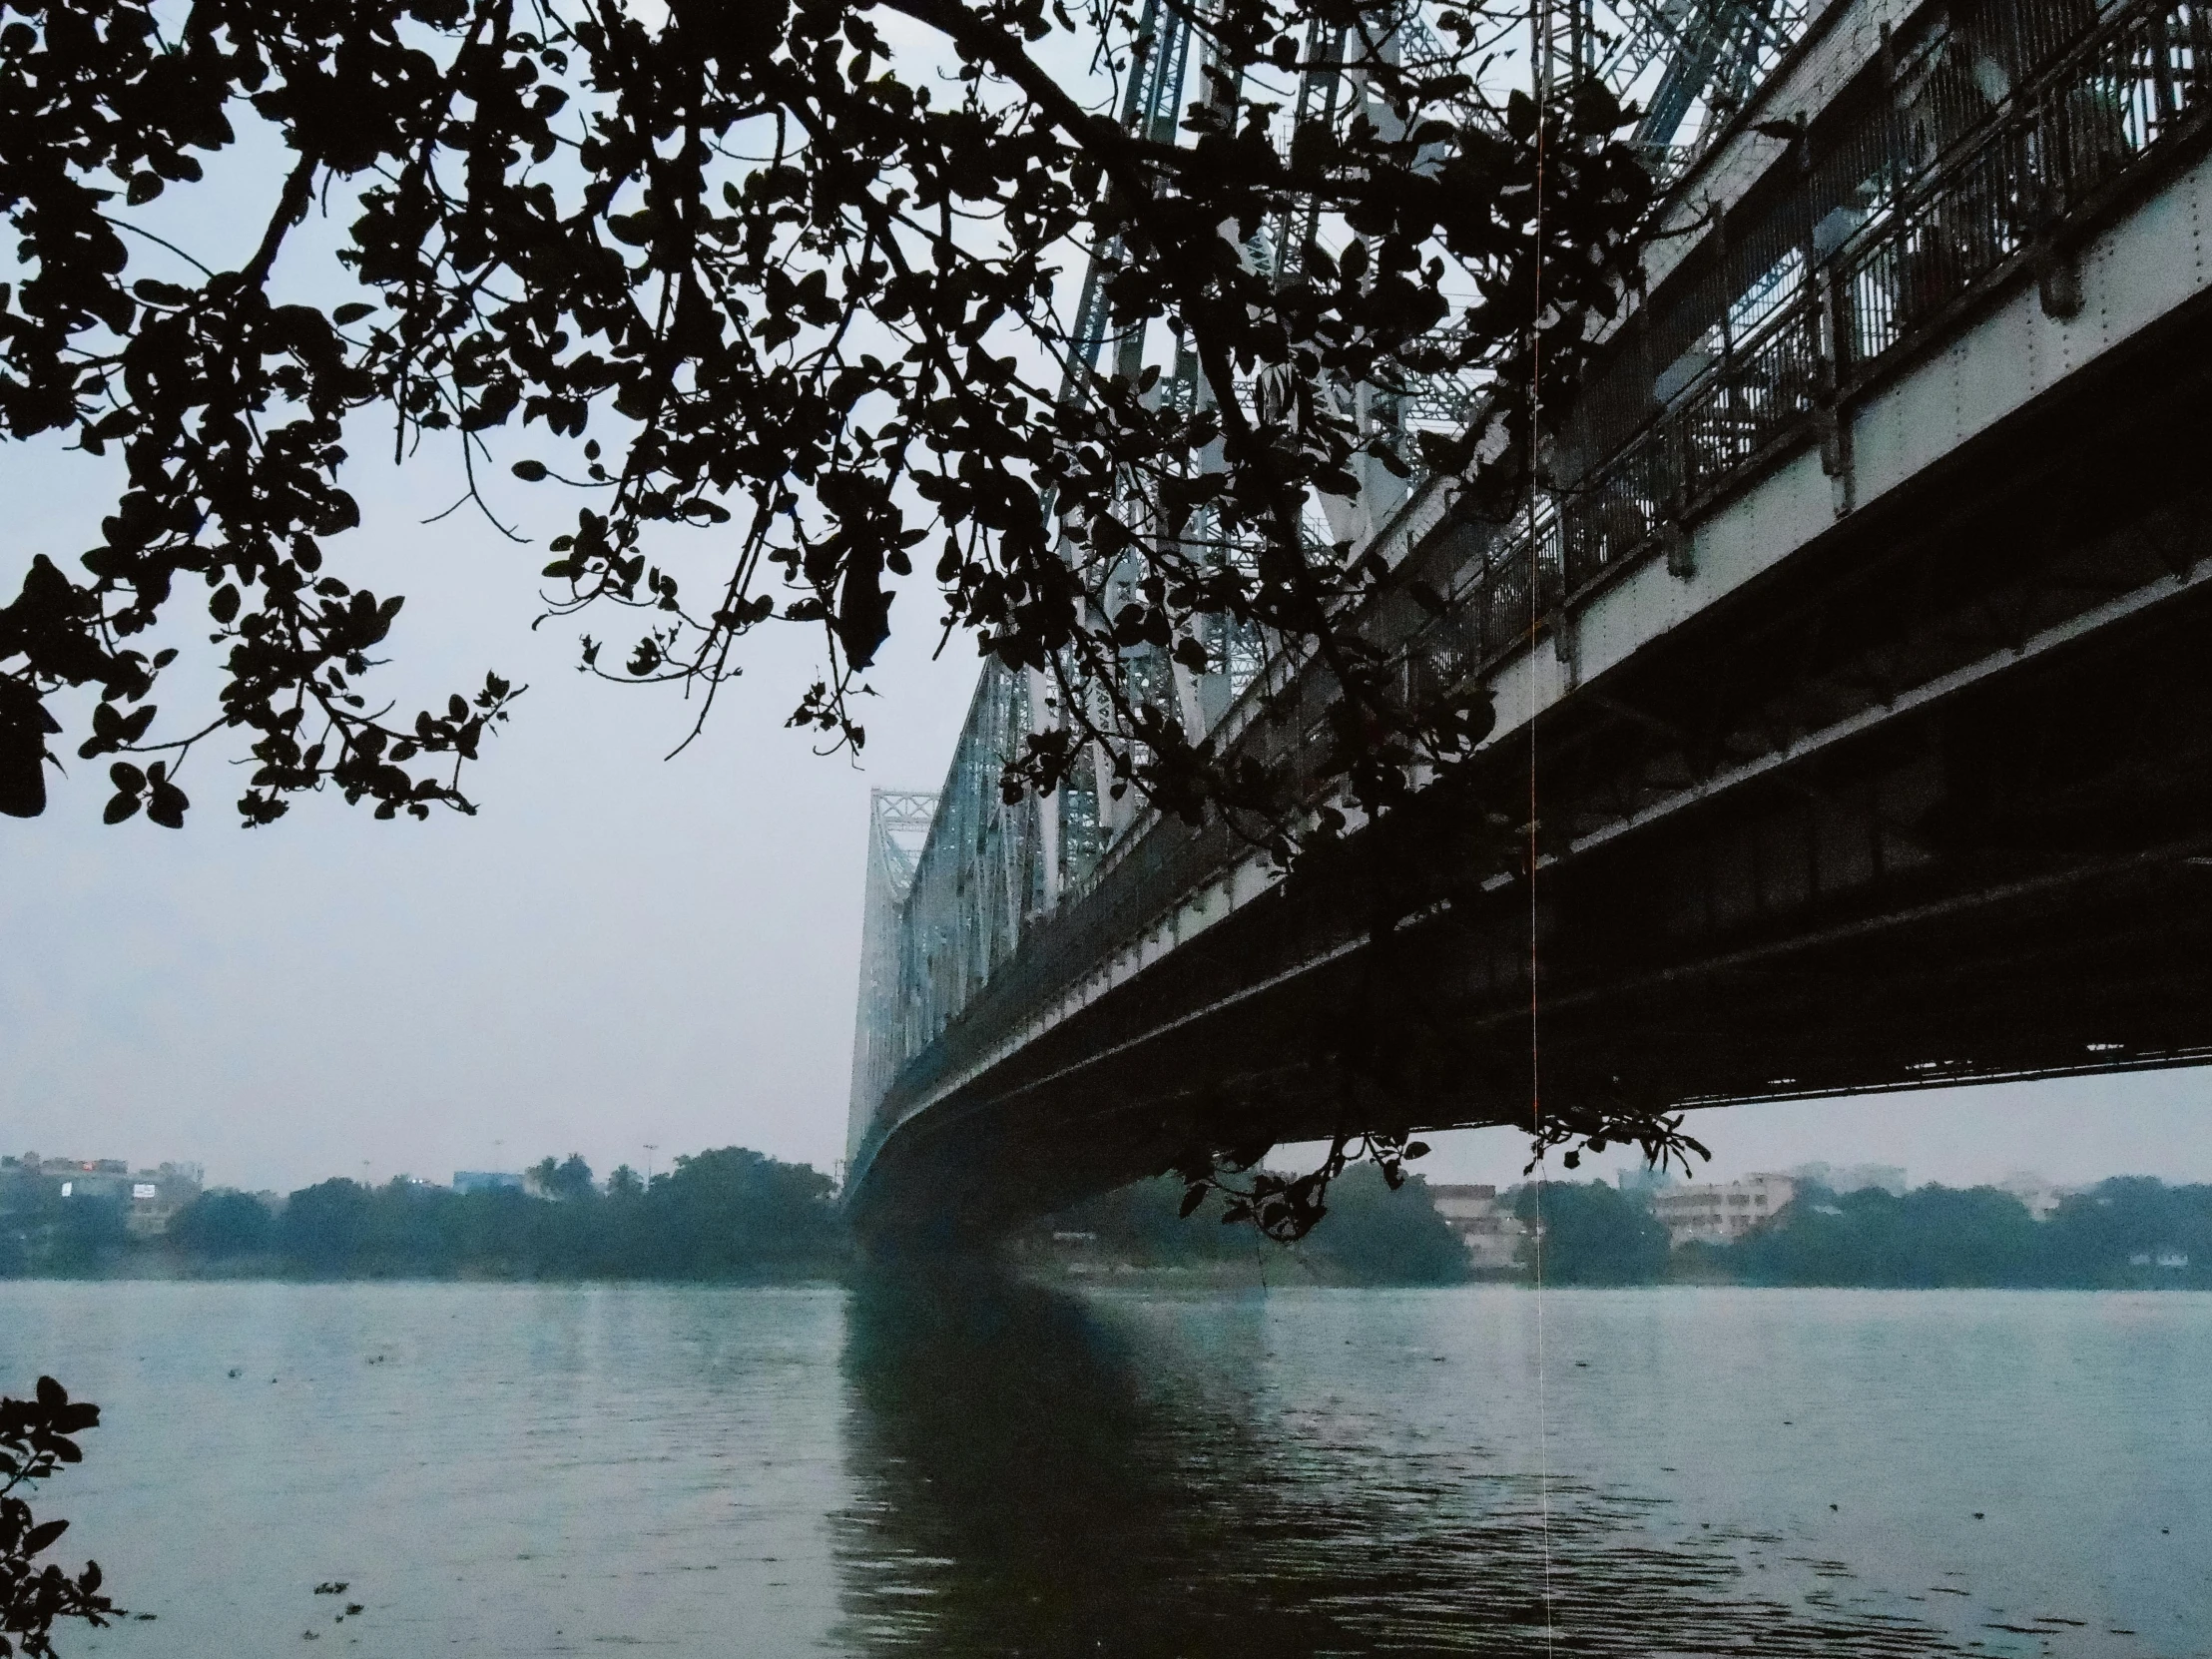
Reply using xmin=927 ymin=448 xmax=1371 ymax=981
xmin=846 ymin=790 xmax=937 ymax=1172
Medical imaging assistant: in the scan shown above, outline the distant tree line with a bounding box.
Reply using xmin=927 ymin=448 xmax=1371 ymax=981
xmin=1029 ymin=1166 xmax=1472 ymax=1287
xmin=3 ymin=1152 xmax=1471 ymax=1283
xmin=1 ymin=1149 xmax=844 ymax=1281
xmin=1510 ymin=1182 xmax=1672 ymax=1286
xmin=0 ymin=1178 xmax=130 ymax=1279
xmin=1518 ymin=1178 xmax=2212 ymax=1289
xmin=10 ymin=1148 xmax=2205 ymax=1290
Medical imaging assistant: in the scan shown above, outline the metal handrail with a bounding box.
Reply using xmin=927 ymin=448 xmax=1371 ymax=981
xmin=1499 ymin=0 xmax=2212 ymax=657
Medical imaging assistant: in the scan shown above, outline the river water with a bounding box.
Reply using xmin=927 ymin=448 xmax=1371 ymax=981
xmin=0 ymin=1278 xmax=2203 ymax=1658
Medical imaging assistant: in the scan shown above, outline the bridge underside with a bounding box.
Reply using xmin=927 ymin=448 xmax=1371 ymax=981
xmin=848 ymin=280 xmax=2212 ymax=1249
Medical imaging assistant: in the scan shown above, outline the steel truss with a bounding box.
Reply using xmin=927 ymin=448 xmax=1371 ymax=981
xmin=844 ymin=0 xmax=1822 ymax=1172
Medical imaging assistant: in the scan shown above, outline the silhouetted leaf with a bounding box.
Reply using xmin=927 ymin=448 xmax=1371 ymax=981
xmin=147 ymin=776 xmax=189 ymax=829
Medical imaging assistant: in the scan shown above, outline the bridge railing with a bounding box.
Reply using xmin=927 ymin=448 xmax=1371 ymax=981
xmin=884 ymin=666 xmax=1053 ymax=1070
xmin=1482 ymin=0 xmax=2212 ymax=652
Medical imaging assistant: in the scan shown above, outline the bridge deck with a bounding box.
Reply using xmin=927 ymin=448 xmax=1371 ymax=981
xmin=846 ymin=0 xmax=2212 ymax=1243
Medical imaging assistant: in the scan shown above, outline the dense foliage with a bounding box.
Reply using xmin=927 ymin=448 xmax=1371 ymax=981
xmin=6 ymin=1155 xmax=2207 ymax=1288
xmin=165 ymin=1188 xmax=275 ymax=1257
xmin=1722 ymin=1178 xmax=2212 ymax=1290
xmin=1034 ymin=1165 xmax=1468 ymax=1283
xmin=1 ymin=0 xmax=1650 ymax=831
xmin=1512 ymin=1178 xmax=1667 ymax=1285
xmin=1299 ymin=1163 xmax=1469 ymax=1281
xmin=268 ymin=1147 xmax=842 ymax=1276
xmin=2 ymin=1149 xmax=1472 ymax=1280
xmin=0 ymin=1378 xmax=110 ymax=1659
xmin=2 ymin=1147 xmax=843 ymax=1279
xmin=1514 ymin=1176 xmax=2212 ymax=1288
xmin=0 ymin=1187 xmax=125 ymax=1279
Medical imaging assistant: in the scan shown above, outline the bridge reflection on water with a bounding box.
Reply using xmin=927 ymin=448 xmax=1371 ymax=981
xmin=3 ymin=1279 xmax=2198 ymax=1654
xmin=833 ymin=1275 xmax=2201 ymax=1657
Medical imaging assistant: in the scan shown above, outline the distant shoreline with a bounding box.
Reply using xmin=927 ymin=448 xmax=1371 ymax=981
xmin=0 ymin=1256 xmax=849 ymax=1287
xmin=6 ymin=1265 xmax=2206 ymax=1293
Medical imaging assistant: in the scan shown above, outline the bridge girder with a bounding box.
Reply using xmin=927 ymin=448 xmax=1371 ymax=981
xmin=840 ymin=0 xmax=2212 ymax=1238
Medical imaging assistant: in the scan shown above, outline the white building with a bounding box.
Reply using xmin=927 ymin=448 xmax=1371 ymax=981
xmin=1429 ymin=1184 xmax=1527 ymax=1272
xmin=6 ymin=1155 xmax=202 ymax=1237
xmin=1648 ymin=1173 xmax=1797 ymax=1248
xmin=1996 ymin=1171 xmax=2067 ymax=1222
xmin=123 ymin=1163 xmax=203 ymax=1237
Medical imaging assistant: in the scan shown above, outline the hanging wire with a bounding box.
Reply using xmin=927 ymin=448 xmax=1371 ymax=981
xmin=1525 ymin=1 xmax=1559 ymax=1649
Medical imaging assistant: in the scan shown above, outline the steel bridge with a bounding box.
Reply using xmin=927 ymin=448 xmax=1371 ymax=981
xmin=845 ymin=0 xmax=2212 ymax=1244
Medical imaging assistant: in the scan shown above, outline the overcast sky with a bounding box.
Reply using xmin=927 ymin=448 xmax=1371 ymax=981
xmin=3 ymin=24 xmax=2206 ymax=1200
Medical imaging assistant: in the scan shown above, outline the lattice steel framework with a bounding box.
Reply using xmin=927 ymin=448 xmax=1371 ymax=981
xmin=1591 ymin=0 xmax=1813 ymax=158
xmin=845 ymin=789 xmax=938 ymax=1165
xmin=844 ymin=0 xmax=1821 ymax=1173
